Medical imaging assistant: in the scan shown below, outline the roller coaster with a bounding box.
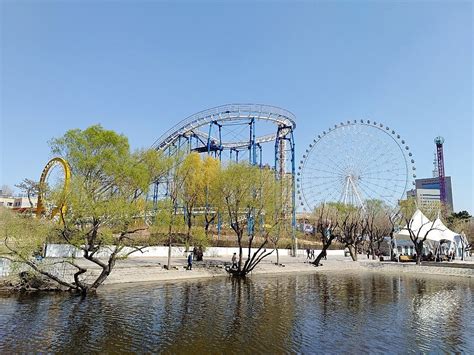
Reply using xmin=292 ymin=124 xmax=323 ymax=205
xmin=150 ymin=103 xmax=297 ymax=248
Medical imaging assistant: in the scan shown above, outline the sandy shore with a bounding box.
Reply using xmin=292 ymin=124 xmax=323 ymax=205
xmin=2 ymin=254 xmax=473 ymax=288
xmin=69 ymin=254 xmax=474 ymax=286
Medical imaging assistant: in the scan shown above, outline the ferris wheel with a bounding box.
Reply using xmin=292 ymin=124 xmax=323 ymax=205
xmin=297 ymin=120 xmax=416 ymax=211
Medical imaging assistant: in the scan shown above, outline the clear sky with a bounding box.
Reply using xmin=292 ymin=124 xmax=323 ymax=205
xmin=1 ymin=1 xmax=472 ymax=212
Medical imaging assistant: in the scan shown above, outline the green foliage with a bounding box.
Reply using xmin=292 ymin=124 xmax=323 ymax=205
xmin=15 ymin=125 xmax=168 ymax=293
xmin=0 ymin=207 xmax=53 ymax=260
xmin=216 ymin=162 xmax=283 ymax=274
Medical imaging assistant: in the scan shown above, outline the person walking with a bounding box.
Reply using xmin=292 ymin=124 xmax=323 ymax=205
xmin=310 ymin=249 xmax=315 ymax=259
xmin=187 ymin=253 xmax=193 ymax=270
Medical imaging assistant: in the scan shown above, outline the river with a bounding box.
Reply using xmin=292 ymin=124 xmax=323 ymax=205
xmin=1 ymin=271 xmax=473 ymax=353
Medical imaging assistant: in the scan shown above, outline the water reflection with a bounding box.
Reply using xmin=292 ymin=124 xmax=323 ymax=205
xmin=0 ymin=272 xmax=472 ymax=353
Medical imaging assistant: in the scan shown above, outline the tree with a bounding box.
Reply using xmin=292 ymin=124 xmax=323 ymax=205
xmin=311 ymin=203 xmax=341 ymax=267
xmin=217 ymin=163 xmax=279 ymax=276
xmin=177 ymin=152 xmax=205 ymax=251
xmin=364 ymin=200 xmax=393 ymax=260
xmin=3 ymin=125 xmax=168 ymax=295
xmin=1 ymin=184 xmax=14 ymax=197
xmin=337 ymin=205 xmax=366 ymax=261
xmin=0 ymin=207 xmax=48 ymax=260
xmin=399 ymin=199 xmax=439 ymax=265
xmin=15 ymin=178 xmax=39 ymax=211
xmin=268 ymin=173 xmax=293 ymax=266
xmin=200 ymin=156 xmax=222 ymax=239
xmin=447 ymin=210 xmax=472 ymax=232
xmin=154 ymin=153 xmax=188 ymax=270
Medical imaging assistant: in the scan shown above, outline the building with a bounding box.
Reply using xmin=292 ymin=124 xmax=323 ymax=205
xmin=0 ymin=196 xmax=15 ymax=208
xmin=406 ymin=176 xmax=453 ymax=212
xmin=0 ymin=195 xmax=37 ymax=211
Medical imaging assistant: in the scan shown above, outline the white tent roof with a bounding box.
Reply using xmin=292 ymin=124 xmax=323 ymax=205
xmin=394 ymin=209 xmax=461 ymax=243
xmin=395 ymin=209 xmax=433 ymax=241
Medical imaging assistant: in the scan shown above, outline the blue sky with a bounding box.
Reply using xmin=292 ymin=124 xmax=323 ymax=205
xmin=1 ymin=1 xmax=472 ymax=212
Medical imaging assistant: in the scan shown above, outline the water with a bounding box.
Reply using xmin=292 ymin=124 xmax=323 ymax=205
xmin=1 ymin=272 xmax=473 ymax=353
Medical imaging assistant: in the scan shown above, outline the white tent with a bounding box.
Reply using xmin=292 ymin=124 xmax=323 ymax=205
xmin=393 ymin=209 xmax=469 ymax=259
xmin=394 ymin=209 xmax=442 ymax=242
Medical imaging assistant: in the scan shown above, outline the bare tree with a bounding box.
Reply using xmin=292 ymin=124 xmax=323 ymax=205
xmin=1 ymin=184 xmax=14 ymax=197
xmin=15 ymin=178 xmax=39 ymax=210
xmin=399 ymin=200 xmax=441 ymax=265
xmin=311 ymin=203 xmax=341 ymax=267
xmin=364 ymin=200 xmax=393 ymax=259
xmin=338 ymin=206 xmax=366 ymax=261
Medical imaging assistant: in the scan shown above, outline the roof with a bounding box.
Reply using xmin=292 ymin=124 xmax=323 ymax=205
xmin=394 ymin=209 xmax=462 ymax=243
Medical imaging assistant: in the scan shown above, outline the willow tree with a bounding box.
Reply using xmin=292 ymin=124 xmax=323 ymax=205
xmin=3 ymin=125 xmax=169 ymax=295
xmin=1 ymin=207 xmax=57 ymax=290
xmin=201 ymin=156 xmax=222 ymax=238
xmin=218 ymin=163 xmax=281 ymax=276
xmin=177 ymin=152 xmax=205 ymax=251
xmin=267 ymin=173 xmax=293 ymax=266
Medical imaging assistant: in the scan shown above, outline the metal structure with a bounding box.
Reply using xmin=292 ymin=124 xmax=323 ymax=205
xmin=434 ymin=136 xmax=446 ymax=205
xmin=37 ymin=157 xmax=71 ymax=222
xmin=151 ymin=103 xmax=297 ymax=251
xmin=297 ymin=120 xmax=416 ymax=211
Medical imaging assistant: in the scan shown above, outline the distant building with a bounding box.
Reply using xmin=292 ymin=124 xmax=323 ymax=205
xmin=0 ymin=196 xmax=15 ymax=208
xmin=406 ymin=176 xmax=453 ymax=212
xmin=0 ymin=194 xmax=37 ymax=211
xmin=12 ymin=197 xmax=38 ymax=210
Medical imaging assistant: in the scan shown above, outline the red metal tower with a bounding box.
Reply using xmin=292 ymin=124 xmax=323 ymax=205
xmin=434 ymin=136 xmax=446 ymax=205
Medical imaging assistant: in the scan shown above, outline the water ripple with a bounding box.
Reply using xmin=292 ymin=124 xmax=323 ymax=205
xmin=0 ymin=272 xmax=472 ymax=353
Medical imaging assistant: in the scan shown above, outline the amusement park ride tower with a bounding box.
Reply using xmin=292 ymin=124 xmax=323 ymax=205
xmin=434 ymin=136 xmax=447 ymax=209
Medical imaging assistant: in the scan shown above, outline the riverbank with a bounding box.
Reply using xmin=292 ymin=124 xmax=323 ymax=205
xmin=106 ymin=256 xmax=474 ymax=284
xmin=1 ymin=255 xmax=473 ymax=291
xmin=72 ymin=254 xmax=474 ymax=285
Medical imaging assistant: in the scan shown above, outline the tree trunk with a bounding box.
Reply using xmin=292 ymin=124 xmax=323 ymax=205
xmin=415 ymin=242 xmax=423 ymax=265
xmin=185 ymin=225 xmax=191 ymax=252
xmin=416 ymin=253 xmax=422 ymax=265
xmin=238 ymin=232 xmax=243 ymax=271
xmin=185 ymin=212 xmax=192 ymax=252
xmin=167 ymin=223 xmax=172 ymax=271
xmin=276 ymin=248 xmax=279 ymax=265
xmin=348 ymin=244 xmax=357 ymax=261
xmin=313 ymin=243 xmax=329 ymax=266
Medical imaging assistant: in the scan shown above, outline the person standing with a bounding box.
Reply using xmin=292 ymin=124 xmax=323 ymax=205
xmin=306 ymin=248 xmax=311 ymax=260
xmin=187 ymin=253 xmax=193 ymax=270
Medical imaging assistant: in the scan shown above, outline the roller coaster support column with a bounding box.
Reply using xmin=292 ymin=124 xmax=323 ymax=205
xmin=274 ymin=125 xmax=297 ymax=257
xmin=249 ymin=118 xmax=257 ymax=166
xmin=247 ymin=118 xmax=257 ymax=236
xmin=290 ymin=130 xmax=297 ymax=257
xmin=206 ymin=120 xmax=223 ymax=159
xmin=218 ymin=124 xmax=223 ymax=161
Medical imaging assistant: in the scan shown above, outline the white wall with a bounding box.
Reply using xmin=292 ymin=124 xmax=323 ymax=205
xmin=45 ymin=244 xmax=345 ymax=258
xmin=0 ymin=259 xmax=11 ymax=277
